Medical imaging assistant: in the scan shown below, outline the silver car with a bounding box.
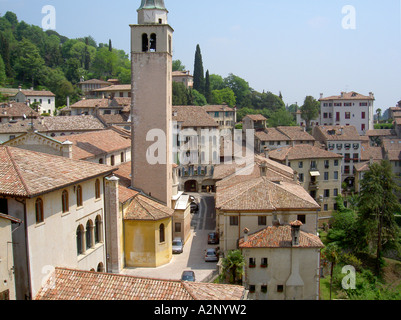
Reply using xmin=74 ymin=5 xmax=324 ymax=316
xmin=204 ymin=248 xmax=218 ymax=262
xmin=172 ymin=238 xmax=183 ymax=254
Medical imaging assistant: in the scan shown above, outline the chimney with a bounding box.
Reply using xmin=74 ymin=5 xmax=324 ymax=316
xmin=66 ymin=96 xmax=70 ymax=107
xmin=243 ymin=228 xmax=249 ymax=243
xmin=263 ymin=146 xmax=269 ymax=159
xmin=369 ymin=92 xmax=374 ymax=99
xmin=320 ymin=93 xmax=323 ymax=100
xmin=61 ymin=140 xmax=73 ymax=159
xmin=341 ymin=92 xmax=345 ymax=98
xmin=259 ymin=162 xmax=267 ymax=177
xmin=18 ymin=86 xmax=22 ymax=92
xmin=290 ymin=220 xmax=302 ymax=247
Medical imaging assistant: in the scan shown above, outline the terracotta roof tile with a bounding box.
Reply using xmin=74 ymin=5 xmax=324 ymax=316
xmin=0 ymin=146 xmax=115 ymax=198
xmin=239 ymin=225 xmax=324 ymax=249
xmin=244 ymin=114 xmax=267 ymax=121
xmin=269 ymin=144 xmax=342 ymax=161
xmin=0 ymin=103 xmax=39 ymax=118
xmin=319 ymin=91 xmax=374 ymax=101
xmin=173 ymin=106 xmax=218 ymax=128
xmin=202 ymin=105 xmax=234 ymax=112
xmin=124 ymin=194 xmax=174 ymax=221
xmin=55 ymin=128 xmax=131 ymax=161
xmin=313 ymin=125 xmax=361 ymax=141
xmin=35 ymin=268 xmax=245 ymax=300
xmin=21 ymin=90 xmax=55 ymax=97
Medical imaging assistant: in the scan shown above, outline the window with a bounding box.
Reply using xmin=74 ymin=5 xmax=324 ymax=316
xmin=324 ymin=189 xmax=330 ymax=198
xmin=35 ymin=198 xmax=44 ymax=223
xmin=95 ymin=215 xmax=102 ymax=244
xmin=361 ymin=124 xmax=366 ymax=132
xmin=324 ymin=204 xmax=328 ymax=211
xmin=299 ymin=173 xmax=304 ymax=183
xmin=175 ymin=222 xmax=181 ymax=233
xmin=150 ymin=33 xmax=157 ymax=52
xmin=334 ymin=160 xmax=339 ymax=167
xmin=261 ymin=285 xmax=268 ymax=294
xmin=249 ymin=258 xmax=256 ymax=268
xmin=97 ymin=263 xmax=105 ymax=272
xmin=121 ymin=152 xmax=125 ymax=163
xmin=62 ymin=190 xmax=69 ymax=213
xmin=261 ymin=258 xmax=268 ymax=268
xmin=334 ymin=171 xmax=339 ymax=180
xmin=334 ymin=103 xmax=342 ymax=107
xmin=334 ymin=189 xmax=339 ymax=197
xmin=324 ymin=172 xmax=329 ymax=181
xmin=159 ymin=224 xmax=165 ymax=243
xmin=142 ymin=33 xmax=149 ymax=52
xmin=76 ymin=185 xmax=83 ymax=207
xmin=99 ymin=158 xmax=104 ymax=164
xmin=249 ymin=285 xmax=256 ymax=293
xmin=324 ymin=160 xmax=330 ymax=169
xmin=76 ymin=225 xmax=84 ymax=255
xmin=111 ymin=155 xmax=115 ymax=166
xmin=48 ymin=99 xmax=51 ymax=104
xmin=229 ymin=216 xmax=239 ymax=226
xmin=360 ymin=102 xmax=368 ymax=106
xmin=297 ymin=214 xmax=306 ymax=224
xmin=310 ymin=160 xmax=317 ymax=169
xmin=86 ymin=220 xmax=94 ymax=250
xmin=258 ymin=216 xmax=267 ymax=226
xmin=277 ymin=285 xmax=284 ymax=293
xmin=298 ymin=161 xmax=303 ymax=169
xmin=345 ymin=112 xmax=351 ymax=119
xmin=95 ymin=179 xmax=101 ymax=199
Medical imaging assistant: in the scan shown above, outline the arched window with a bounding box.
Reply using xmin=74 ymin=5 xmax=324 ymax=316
xmin=120 ymin=152 xmax=125 ymax=163
xmin=150 ymin=33 xmax=157 ymax=52
xmin=76 ymin=225 xmax=85 ymax=255
xmin=97 ymin=262 xmax=104 ymax=272
xmin=62 ymin=190 xmax=69 ymax=213
xmin=95 ymin=179 xmax=101 ymax=199
xmin=159 ymin=224 xmax=165 ymax=243
xmin=86 ymin=220 xmax=94 ymax=250
xmin=76 ymin=185 xmax=83 ymax=207
xmin=95 ymin=215 xmax=103 ymax=244
xmin=35 ymin=198 xmax=44 ymax=224
xmin=111 ymin=155 xmax=115 ymax=166
xmin=142 ymin=33 xmax=149 ymax=52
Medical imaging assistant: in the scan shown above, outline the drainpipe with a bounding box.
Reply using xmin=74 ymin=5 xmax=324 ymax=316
xmin=15 ymin=198 xmax=32 ymax=300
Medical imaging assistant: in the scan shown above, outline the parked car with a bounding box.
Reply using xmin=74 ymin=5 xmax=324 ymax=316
xmin=181 ymin=270 xmax=196 ymax=282
xmin=208 ymin=232 xmax=219 ymax=245
xmin=190 ymin=202 xmax=199 ymax=213
xmin=204 ymin=248 xmax=218 ymax=262
xmin=172 ymin=238 xmax=183 ymax=254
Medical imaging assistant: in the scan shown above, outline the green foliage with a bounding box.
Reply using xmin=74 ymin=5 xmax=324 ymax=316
xmin=219 ymin=250 xmax=245 ymax=285
xmin=0 ymin=55 xmax=6 ymax=86
xmin=268 ymin=108 xmax=296 ymax=127
xmin=172 ymin=60 xmax=185 ymax=72
xmin=193 ymin=44 xmax=205 ymax=95
xmin=172 ymin=82 xmax=189 ymax=105
xmin=190 ymin=89 xmax=207 ymax=106
xmin=300 ymin=95 xmax=320 ymax=129
xmin=211 ymin=87 xmax=236 ymax=107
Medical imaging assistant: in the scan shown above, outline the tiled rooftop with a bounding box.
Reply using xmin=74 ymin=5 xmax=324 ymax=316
xmin=0 ymin=146 xmax=116 ymax=198
xmin=173 ymin=106 xmax=219 ymax=128
xmin=35 ymin=268 xmax=245 ymax=300
xmin=319 ymin=91 xmax=374 ymax=101
xmin=313 ymin=125 xmax=361 ymax=142
xmin=269 ymin=144 xmax=343 ymax=161
xmin=124 ymin=193 xmax=174 ymax=221
xmin=239 ymin=224 xmax=324 ymax=249
xmin=55 ymin=128 xmax=131 ymax=161
xmin=0 ymin=103 xmax=40 ymax=118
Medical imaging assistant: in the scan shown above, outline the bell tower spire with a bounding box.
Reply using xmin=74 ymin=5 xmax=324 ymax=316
xmin=137 ymin=0 xmax=168 ymax=24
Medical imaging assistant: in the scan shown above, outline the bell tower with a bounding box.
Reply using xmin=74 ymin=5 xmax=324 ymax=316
xmin=130 ymin=0 xmax=174 ymax=207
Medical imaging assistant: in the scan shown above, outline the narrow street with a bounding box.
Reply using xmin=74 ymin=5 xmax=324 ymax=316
xmin=122 ymin=193 xmax=219 ymax=282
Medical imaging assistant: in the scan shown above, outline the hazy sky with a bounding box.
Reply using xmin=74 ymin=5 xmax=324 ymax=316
xmin=1 ymin=0 xmax=401 ymax=111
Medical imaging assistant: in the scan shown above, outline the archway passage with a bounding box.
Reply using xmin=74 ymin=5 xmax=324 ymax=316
xmin=184 ymin=180 xmax=198 ymax=193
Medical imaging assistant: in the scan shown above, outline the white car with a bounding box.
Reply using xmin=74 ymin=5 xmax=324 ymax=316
xmin=204 ymin=248 xmax=218 ymax=262
xmin=172 ymin=238 xmax=183 ymax=254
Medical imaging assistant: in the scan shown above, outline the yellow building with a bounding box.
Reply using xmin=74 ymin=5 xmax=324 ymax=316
xmin=123 ymin=193 xmax=173 ymax=268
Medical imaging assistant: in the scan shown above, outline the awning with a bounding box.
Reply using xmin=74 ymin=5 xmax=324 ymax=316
xmin=310 ymin=171 xmax=321 ymax=177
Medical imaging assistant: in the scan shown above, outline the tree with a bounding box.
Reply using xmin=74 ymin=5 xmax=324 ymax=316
xmin=0 ymin=55 xmax=6 ymax=86
xmin=14 ymin=38 xmax=45 ymax=86
xmin=0 ymin=32 xmax=12 ymax=77
xmin=172 ymin=60 xmax=185 ymax=72
xmin=219 ymin=250 xmax=245 ymax=284
xmin=172 ymin=82 xmax=189 ymax=105
xmin=211 ymin=88 xmax=236 ymax=108
xmin=322 ymin=243 xmax=340 ymax=300
xmin=108 ymin=39 xmax=112 ymax=52
xmin=268 ymin=108 xmax=295 ymax=127
xmin=358 ymin=160 xmax=401 ymax=275
xmin=209 ymin=74 xmax=225 ymax=91
xmin=376 ymin=108 xmax=382 ymax=123
xmin=204 ymin=70 xmax=211 ymax=104
xmin=300 ymin=96 xmax=320 ymax=130
xmin=193 ymin=44 xmax=205 ymax=95
xmin=223 ymin=73 xmax=251 ymax=108
xmin=190 ymin=89 xmax=207 ymax=106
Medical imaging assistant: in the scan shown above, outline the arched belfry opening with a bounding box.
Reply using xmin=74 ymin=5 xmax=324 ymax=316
xmin=142 ymin=33 xmax=149 ymax=52
xmin=150 ymin=33 xmax=157 ymax=52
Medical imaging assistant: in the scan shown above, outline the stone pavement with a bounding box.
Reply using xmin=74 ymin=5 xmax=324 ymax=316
xmin=121 ymin=194 xmax=219 ymax=282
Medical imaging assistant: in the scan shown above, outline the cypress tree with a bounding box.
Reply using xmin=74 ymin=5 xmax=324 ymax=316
xmin=0 ymin=33 xmax=12 ymax=77
xmin=205 ymin=70 xmax=211 ymax=104
xmin=109 ymin=39 xmax=113 ymax=52
xmin=193 ymin=44 xmax=205 ymax=95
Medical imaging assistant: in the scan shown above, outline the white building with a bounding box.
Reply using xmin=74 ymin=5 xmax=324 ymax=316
xmin=0 ymin=146 xmax=119 ymax=299
xmin=13 ymin=89 xmax=56 ymax=116
xmin=319 ymin=91 xmax=375 ymax=135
